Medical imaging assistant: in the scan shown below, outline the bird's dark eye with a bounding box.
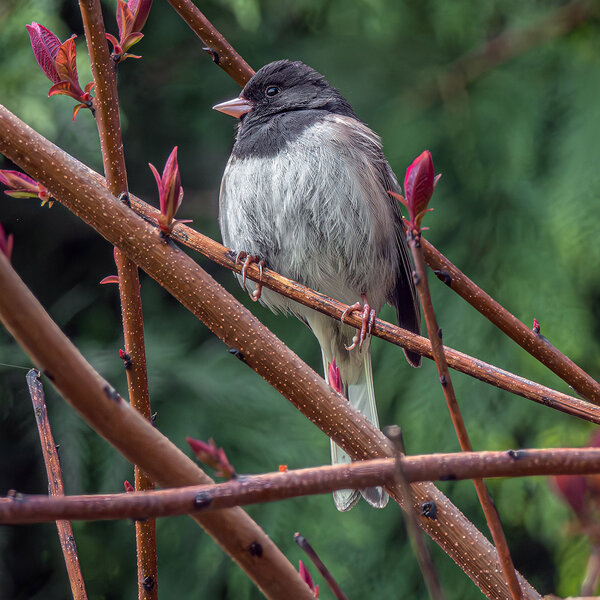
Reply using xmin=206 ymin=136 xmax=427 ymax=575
xmin=265 ymin=86 xmax=280 ymax=97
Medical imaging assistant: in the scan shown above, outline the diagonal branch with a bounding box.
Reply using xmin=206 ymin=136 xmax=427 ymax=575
xmin=27 ymin=369 xmax=88 ymax=600
xmin=422 ymin=237 xmax=600 ymax=403
xmin=0 ymin=105 xmax=540 ymax=600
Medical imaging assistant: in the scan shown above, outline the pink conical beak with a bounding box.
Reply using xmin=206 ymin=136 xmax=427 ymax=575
xmin=212 ymin=96 xmax=253 ymax=119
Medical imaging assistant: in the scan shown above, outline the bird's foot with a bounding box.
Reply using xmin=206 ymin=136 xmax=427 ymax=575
xmin=235 ymin=251 xmax=265 ymax=302
xmin=341 ymin=294 xmax=375 ymax=351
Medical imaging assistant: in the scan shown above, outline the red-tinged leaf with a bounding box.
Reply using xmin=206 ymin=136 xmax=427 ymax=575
xmin=279 ymin=464 xmax=288 ymax=472
xmin=0 ymin=169 xmax=41 ymax=192
xmin=55 ymin=36 xmax=84 ymax=98
xmin=100 ymin=275 xmax=120 ymax=285
xmin=26 ymin=23 xmax=61 ymax=83
xmin=105 ymin=33 xmax=123 ymax=55
xmin=121 ymin=32 xmax=144 ymax=53
xmin=328 ymin=358 xmax=343 ymax=395
xmin=48 ymin=81 xmax=80 ymax=101
xmin=0 ymin=222 xmax=14 ymax=261
xmin=554 ymin=474 xmax=587 ymax=516
xmin=119 ymin=52 xmax=142 ymax=62
xmin=532 ymin=318 xmax=540 ymax=333
xmin=314 ymin=585 xmax=319 ymax=598
xmin=72 ymin=102 xmax=90 ymax=122
xmin=186 ymin=436 xmax=219 ymax=462
xmin=298 ymin=560 xmax=315 ymax=591
xmin=116 ymin=0 xmax=135 ymax=41
xmin=402 ymin=150 xmax=440 ymax=232
xmin=124 ymin=480 xmax=134 ymax=492
xmin=131 ymin=0 xmax=153 ymax=34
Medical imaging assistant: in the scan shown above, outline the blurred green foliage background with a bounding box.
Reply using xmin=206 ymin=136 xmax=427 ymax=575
xmin=1 ymin=0 xmax=600 ymax=598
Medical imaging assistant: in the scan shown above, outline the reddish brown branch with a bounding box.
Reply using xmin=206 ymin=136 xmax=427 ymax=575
xmin=5 ymin=447 xmax=600 ymax=524
xmin=294 ymin=533 xmax=349 ymax=600
xmin=409 ymin=234 xmax=522 ymax=600
xmin=422 ymin=237 xmax=600 ymax=403
xmin=164 ymin=0 xmax=254 ymax=86
xmin=0 ymin=253 xmax=313 ymax=600
xmin=78 ymin=2 xmax=157 ymax=597
xmin=26 ymin=369 xmax=88 ymax=600
xmin=385 ymin=426 xmax=445 ymax=600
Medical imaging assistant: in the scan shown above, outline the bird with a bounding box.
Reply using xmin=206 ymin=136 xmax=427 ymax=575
xmin=213 ymin=60 xmax=421 ymax=511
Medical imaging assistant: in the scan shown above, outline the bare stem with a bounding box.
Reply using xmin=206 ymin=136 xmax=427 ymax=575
xmin=5 ymin=446 xmax=600 ymax=524
xmin=294 ymin=533 xmax=349 ymax=600
xmin=409 ymin=232 xmax=522 ymax=600
xmin=164 ymin=0 xmax=254 ymax=86
xmin=422 ymin=237 xmax=600 ymax=403
xmin=78 ymin=1 xmax=157 ymax=597
xmin=385 ymin=426 xmax=445 ymax=600
xmin=27 ymin=369 xmax=88 ymax=600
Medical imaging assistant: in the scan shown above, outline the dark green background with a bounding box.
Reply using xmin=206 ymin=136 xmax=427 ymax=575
xmin=1 ymin=0 xmax=600 ymax=597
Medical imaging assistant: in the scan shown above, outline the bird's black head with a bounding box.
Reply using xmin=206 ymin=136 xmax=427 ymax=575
xmin=239 ymin=60 xmax=356 ymax=121
xmin=212 ymin=60 xmax=358 ymax=158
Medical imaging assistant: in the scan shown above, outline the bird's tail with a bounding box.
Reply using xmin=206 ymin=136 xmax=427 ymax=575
xmin=324 ymin=350 xmax=389 ymax=511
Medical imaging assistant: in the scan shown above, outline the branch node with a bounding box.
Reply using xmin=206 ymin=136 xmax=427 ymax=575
xmin=193 ymin=491 xmax=212 ymax=509
xmin=202 ymin=46 xmax=220 ymax=64
xmin=434 ymin=269 xmax=452 ymax=287
xmin=248 ymin=541 xmax=263 ymax=557
xmin=421 ymin=501 xmax=438 ymax=520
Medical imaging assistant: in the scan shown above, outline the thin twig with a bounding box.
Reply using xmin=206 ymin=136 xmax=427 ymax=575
xmin=26 ymin=369 xmax=88 ymax=600
xmin=422 ymin=237 xmax=600 ymax=403
xmin=294 ymin=533 xmax=348 ymax=600
xmin=5 ymin=446 xmax=600 ymax=524
xmin=385 ymin=426 xmax=445 ymax=600
xmin=409 ymin=231 xmax=522 ymax=600
xmin=78 ymin=2 xmax=157 ymax=598
xmin=164 ymin=0 xmax=254 ymax=86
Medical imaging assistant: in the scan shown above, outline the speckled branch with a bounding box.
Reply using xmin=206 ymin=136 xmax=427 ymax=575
xmin=78 ymin=1 xmax=157 ymax=596
xmin=4 ymin=447 xmax=600 ymax=524
xmin=0 ymin=105 xmax=541 ymax=599
xmin=421 ymin=236 xmax=600 ymax=403
xmin=27 ymin=369 xmax=88 ymax=599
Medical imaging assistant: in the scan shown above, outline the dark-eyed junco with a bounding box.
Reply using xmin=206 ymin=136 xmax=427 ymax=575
xmin=214 ymin=60 xmax=421 ymax=511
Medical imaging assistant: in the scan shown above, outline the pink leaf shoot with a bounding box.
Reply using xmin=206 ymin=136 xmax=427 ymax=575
xmin=390 ymin=150 xmax=441 ymax=234
xmin=0 ymin=222 xmax=14 ymax=262
xmin=328 ymin=358 xmax=343 ymax=396
xmin=0 ymin=169 xmax=53 ymax=206
xmin=186 ymin=437 xmax=235 ymax=479
xmin=149 ymin=147 xmax=190 ymax=235
xmin=298 ymin=561 xmax=319 ymax=597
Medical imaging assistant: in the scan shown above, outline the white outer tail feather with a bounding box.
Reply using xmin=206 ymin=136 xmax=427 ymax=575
xmin=324 ymin=350 xmax=389 ymax=511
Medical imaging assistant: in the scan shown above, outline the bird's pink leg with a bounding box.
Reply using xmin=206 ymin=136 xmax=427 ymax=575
xmin=235 ymin=251 xmax=265 ymax=301
xmin=341 ymin=293 xmax=376 ymax=351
